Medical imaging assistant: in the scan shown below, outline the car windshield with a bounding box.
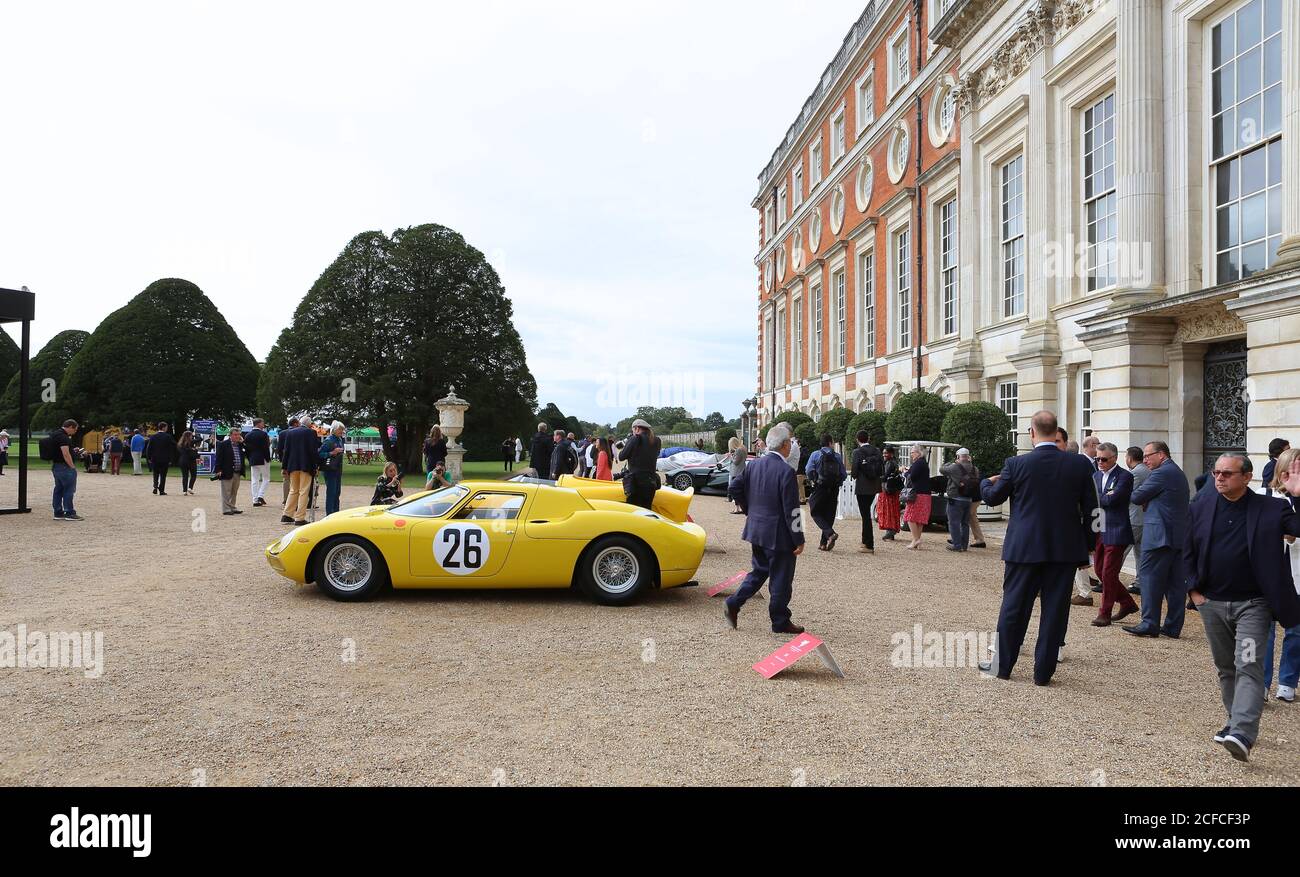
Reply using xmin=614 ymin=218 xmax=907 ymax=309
xmin=389 ymin=485 xmax=469 ymax=518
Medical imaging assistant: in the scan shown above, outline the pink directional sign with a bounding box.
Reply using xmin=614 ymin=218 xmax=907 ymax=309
xmin=708 ymin=571 xmax=748 ymax=598
xmin=753 ymin=633 xmax=844 ymax=679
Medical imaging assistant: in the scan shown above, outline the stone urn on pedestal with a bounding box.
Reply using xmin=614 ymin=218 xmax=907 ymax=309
xmin=434 ymin=386 xmax=470 ymax=481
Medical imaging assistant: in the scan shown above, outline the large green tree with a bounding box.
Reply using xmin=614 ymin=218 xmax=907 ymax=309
xmin=0 ymin=329 xmax=20 ymax=404
xmin=0 ymin=329 xmax=89 ymax=429
xmin=259 ymin=225 xmax=537 ymax=473
xmin=42 ymin=279 xmax=258 ymax=429
xmin=885 ymin=390 xmax=952 ymax=443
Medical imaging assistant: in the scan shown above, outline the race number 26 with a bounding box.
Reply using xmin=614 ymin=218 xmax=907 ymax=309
xmin=434 ymin=523 xmax=490 ymax=576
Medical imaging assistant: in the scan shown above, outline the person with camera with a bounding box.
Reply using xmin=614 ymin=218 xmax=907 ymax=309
xmin=618 ymin=419 xmax=661 ymax=509
xmin=319 ymin=420 xmax=347 ymax=516
xmin=370 ymin=462 xmax=405 ymax=505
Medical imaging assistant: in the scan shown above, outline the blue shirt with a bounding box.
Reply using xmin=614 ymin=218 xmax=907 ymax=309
xmin=804 ymin=448 xmax=845 ymax=481
xmin=130 ymin=434 xmax=145 ymax=452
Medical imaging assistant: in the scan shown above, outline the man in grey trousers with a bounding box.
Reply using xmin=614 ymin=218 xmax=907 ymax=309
xmin=1125 ymin=446 xmax=1150 ymax=595
xmin=1184 ymin=453 xmax=1300 ymax=761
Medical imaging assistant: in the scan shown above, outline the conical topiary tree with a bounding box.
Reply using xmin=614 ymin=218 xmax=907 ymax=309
xmin=0 ymin=328 xmax=20 ymax=405
xmin=0 ymin=329 xmax=88 ymax=429
xmin=41 ymin=278 xmax=259 ymax=429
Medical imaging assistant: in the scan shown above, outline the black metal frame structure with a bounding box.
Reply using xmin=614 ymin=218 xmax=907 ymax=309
xmin=0 ymin=286 xmax=35 ymax=514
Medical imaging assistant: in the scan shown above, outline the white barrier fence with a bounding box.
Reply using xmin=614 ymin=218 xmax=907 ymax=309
xmin=657 ymin=431 xmax=717 ymax=449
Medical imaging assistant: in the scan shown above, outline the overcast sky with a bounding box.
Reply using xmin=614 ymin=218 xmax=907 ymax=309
xmin=1 ymin=0 xmax=864 ymax=425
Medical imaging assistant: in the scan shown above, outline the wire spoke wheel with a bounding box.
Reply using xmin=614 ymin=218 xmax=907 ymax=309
xmin=592 ymin=546 xmax=639 ymax=595
xmin=323 ymin=542 xmax=373 ymax=593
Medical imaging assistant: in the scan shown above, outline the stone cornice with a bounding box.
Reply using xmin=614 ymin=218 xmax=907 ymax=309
xmin=930 ymin=0 xmax=1000 ymax=48
xmin=953 ymin=0 xmax=1101 ymax=115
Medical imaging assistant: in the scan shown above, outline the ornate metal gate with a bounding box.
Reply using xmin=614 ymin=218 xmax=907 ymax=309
xmin=1202 ymin=339 xmax=1248 ymax=473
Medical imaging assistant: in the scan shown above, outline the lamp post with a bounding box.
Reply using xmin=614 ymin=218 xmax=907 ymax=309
xmin=434 ymin=385 xmax=470 ymax=481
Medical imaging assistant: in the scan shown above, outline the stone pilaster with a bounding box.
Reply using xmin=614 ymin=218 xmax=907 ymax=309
xmin=942 ymin=339 xmax=985 ymax=403
xmin=1272 ymin=0 xmax=1300 ymax=267
xmin=1166 ymin=342 xmax=1208 ymax=475
xmin=1008 ymin=322 xmax=1062 ymax=450
xmin=1025 ymin=47 xmax=1057 ymax=320
xmin=957 ymin=99 xmax=981 ymax=344
xmin=1076 ymin=317 xmax=1177 ymax=454
xmin=1226 ymin=268 xmax=1300 ymax=472
xmin=1109 ymin=0 xmax=1166 ymax=308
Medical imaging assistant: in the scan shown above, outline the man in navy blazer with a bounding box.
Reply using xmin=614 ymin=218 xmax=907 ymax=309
xmin=724 ymin=423 xmax=807 ymax=635
xmin=279 ymin=420 xmax=322 ymax=525
xmin=1124 ymin=441 xmax=1190 ymax=638
xmin=978 ymin=410 xmax=1097 ymax=685
xmin=1091 ymin=443 xmax=1139 ymax=626
xmin=1184 ymin=453 xmax=1300 ymax=760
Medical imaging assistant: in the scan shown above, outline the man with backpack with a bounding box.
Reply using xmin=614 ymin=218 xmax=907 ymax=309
xmin=941 ymin=448 xmax=981 ymax=552
xmin=850 ymin=430 xmax=883 ymax=554
xmin=804 ymin=433 xmax=846 ymax=551
xmin=41 ymin=419 xmax=83 ymax=521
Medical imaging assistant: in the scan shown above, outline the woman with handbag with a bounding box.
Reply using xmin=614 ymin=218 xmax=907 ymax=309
xmin=320 ymin=420 xmax=347 ymax=516
xmin=877 ymin=446 xmax=902 ymax=540
xmin=900 ymin=444 xmax=932 ymax=550
xmin=177 ymin=431 xmax=199 ymax=495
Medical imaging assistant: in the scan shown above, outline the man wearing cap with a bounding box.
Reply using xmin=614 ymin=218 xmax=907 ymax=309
xmin=940 ymin=448 xmax=980 ymax=552
xmin=618 ymin=419 xmax=662 ymax=509
xmin=724 ymin=422 xmax=807 ymax=635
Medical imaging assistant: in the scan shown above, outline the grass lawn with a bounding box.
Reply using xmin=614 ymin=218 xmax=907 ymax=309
xmin=15 ymin=439 xmax=514 ymax=487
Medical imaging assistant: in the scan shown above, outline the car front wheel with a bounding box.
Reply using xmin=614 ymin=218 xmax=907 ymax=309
xmin=578 ymin=536 xmax=652 ymax=606
xmin=671 ymin=472 xmax=693 ymax=491
xmin=313 ymin=537 xmax=389 ymax=601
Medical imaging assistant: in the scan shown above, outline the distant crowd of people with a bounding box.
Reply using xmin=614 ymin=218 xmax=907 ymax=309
xmin=725 ymin=413 xmax=1300 ymax=764
xmin=520 ymin=420 xmax=661 ymax=509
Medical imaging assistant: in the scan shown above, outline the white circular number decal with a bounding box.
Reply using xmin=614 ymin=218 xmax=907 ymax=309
xmin=434 ymin=523 xmax=490 ymax=576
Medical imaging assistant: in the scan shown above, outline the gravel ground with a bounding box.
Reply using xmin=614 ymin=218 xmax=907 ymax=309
xmin=1 ymin=469 xmax=1297 ymax=786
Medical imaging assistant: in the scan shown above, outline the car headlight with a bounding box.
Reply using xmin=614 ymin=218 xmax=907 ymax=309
xmin=271 ymin=531 xmax=297 ymax=554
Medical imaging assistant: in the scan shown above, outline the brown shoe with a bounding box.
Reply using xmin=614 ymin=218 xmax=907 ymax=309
xmin=1070 ymin=595 xmax=1094 ymax=606
xmin=773 ymin=622 xmax=806 ymax=635
xmin=1091 ymin=615 xmax=1112 ymax=627
xmin=858 ymin=545 xmax=874 ymax=554
xmin=1112 ymin=605 xmax=1139 ymax=623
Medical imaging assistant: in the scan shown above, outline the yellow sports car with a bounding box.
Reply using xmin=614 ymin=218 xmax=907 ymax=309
xmin=265 ymin=477 xmax=706 ymax=605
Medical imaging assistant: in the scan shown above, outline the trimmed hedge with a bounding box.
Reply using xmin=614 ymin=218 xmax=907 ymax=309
xmin=844 ymin=409 xmax=887 ymax=448
xmin=815 ymin=408 xmax=854 ymax=448
xmin=940 ymin=401 xmax=1017 ymax=479
xmin=885 ymin=390 xmax=952 ymax=443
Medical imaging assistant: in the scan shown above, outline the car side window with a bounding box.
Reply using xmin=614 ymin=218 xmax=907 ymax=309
xmin=456 ymin=493 xmax=525 ymax=521
xmin=390 ymin=485 xmax=468 ymax=518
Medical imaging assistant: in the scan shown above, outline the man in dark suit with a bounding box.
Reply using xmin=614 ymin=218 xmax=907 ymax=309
xmin=145 ymin=422 xmax=178 ymax=496
xmin=1261 ymin=438 xmax=1290 ymax=486
xmin=1091 ymin=442 xmax=1139 ymax=626
xmin=977 ymin=410 xmax=1096 ymax=685
xmin=214 ymin=427 xmax=247 ymax=515
xmin=278 ymin=417 xmax=298 ymax=506
xmin=529 ymin=423 xmax=552 ymax=479
xmin=850 ymin=430 xmax=883 ymax=554
xmin=723 ymin=423 xmax=807 ymax=635
xmin=1124 ymin=440 xmax=1190 ymax=638
xmin=1185 ymin=453 xmax=1300 ymax=761
xmin=549 ymin=429 xmax=577 ymax=480
xmin=279 ymin=419 xmax=321 ymax=525
xmin=243 ymin=418 xmax=273 ymax=508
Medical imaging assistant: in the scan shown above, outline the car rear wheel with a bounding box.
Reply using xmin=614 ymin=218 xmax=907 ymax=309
xmin=578 ymin=536 xmax=652 ymax=606
xmin=671 ymin=472 xmax=693 ymax=492
xmin=313 ymin=537 xmax=389 ymax=601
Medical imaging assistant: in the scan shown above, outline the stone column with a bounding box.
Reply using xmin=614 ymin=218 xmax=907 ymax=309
xmin=1109 ymin=0 xmax=1166 ymax=307
xmin=1226 ymin=268 xmax=1300 ymax=472
xmin=1077 ymin=317 xmax=1177 ymax=455
xmin=1166 ymin=342 xmax=1208 ymax=474
xmin=1272 ymin=0 xmax=1300 ymax=267
xmin=1054 ymin=363 xmax=1075 ymax=437
xmin=945 ymin=88 xmax=983 ymax=402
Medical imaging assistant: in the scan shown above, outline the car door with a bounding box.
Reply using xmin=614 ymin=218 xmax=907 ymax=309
xmin=408 ymin=489 xmax=530 ymax=580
